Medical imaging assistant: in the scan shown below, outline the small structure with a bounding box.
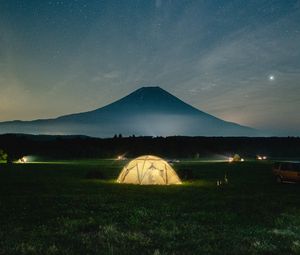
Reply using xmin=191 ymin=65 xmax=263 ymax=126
xmin=17 ymin=156 xmax=27 ymax=163
xmin=117 ymin=155 xmax=182 ymax=185
xmin=228 ymin=154 xmax=244 ymax=162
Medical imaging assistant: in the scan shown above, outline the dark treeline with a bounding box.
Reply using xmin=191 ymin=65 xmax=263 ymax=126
xmin=0 ymin=134 xmax=300 ymax=160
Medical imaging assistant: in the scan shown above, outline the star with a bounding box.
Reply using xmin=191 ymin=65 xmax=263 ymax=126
xmin=269 ymin=75 xmax=275 ymax=81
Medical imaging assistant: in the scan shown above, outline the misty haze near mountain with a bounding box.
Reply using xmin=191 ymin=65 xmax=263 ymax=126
xmin=0 ymin=87 xmax=259 ymax=137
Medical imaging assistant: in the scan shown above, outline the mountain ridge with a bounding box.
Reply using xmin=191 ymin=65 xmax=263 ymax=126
xmin=0 ymin=86 xmax=260 ymax=137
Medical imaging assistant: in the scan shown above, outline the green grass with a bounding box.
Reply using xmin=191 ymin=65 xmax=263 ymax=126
xmin=0 ymin=159 xmax=299 ymax=255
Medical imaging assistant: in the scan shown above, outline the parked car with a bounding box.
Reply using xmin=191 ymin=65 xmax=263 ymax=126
xmin=273 ymin=161 xmax=300 ymax=183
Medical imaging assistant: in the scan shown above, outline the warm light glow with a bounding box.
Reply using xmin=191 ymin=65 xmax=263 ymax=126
xmin=18 ymin=156 xmax=27 ymax=163
xmin=116 ymin=155 xmax=127 ymax=161
xmin=257 ymin=155 xmax=267 ymax=160
xmin=229 ymin=154 xmax=244 ymax=162
xmin=117 ymin=155 xmax=182 ymax=185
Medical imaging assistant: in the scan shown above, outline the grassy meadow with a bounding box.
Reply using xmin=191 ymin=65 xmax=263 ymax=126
xmin=0 ymin=159 xmax=299 ymax=255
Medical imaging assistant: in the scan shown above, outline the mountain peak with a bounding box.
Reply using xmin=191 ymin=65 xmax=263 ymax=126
xmin=140 ymin=86 xmax=161 ymax=90
xmin=120 ymin=86 xmax=187 ymax=110
xmin=126 ymin=86 xmax=174 ymax=100
xmin=0 ymin=86 xmax=258 ymax=137
xmin=132 ymin=86 xmax=167 ymax=95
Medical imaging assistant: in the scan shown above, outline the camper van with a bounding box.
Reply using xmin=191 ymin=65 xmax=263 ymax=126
xmin=273 ymin=161 xmax=300 ymax=183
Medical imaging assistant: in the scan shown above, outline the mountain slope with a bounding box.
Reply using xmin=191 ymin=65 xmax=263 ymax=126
xmin=0 ymin=86 xmax=259 ymax=137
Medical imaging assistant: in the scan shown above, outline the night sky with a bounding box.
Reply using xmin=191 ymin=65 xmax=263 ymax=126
xmin=0 ymin=0 xmax=300 ymax=135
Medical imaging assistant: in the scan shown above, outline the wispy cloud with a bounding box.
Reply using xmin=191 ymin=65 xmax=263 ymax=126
xmin=0 ymin=0 xmax=299 ymax=134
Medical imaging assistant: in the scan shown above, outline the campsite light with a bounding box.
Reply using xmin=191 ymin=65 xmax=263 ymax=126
xmin=117 ymin=155 xmax=182 ymax=185
xmin=257 ymin=155 xmax=267 ymax=160
xmin=229 ymin=154 xmax=244 ymax=162
xmin=18 ymin=156 xmax=27 ymax=163
xmin=116 ymin=155 xmax=126 ymax=161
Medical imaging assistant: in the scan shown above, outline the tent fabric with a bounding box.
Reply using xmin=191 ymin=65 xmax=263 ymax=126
xmin=117 ymin=155 xmax=182 ymax=185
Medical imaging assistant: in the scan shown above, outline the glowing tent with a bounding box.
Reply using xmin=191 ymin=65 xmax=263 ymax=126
xmin=117 ymin=155 xmax=182 ymax=185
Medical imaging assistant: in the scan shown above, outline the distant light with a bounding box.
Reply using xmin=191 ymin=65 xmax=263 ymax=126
xmin=257 ymin=155 xmax=267 ymax=160
xmin=269 ymin=75 xmax=275 ymax=81
xmin=116 ymin=155 xmax=127 ymax=161
xmin=229 ymin=154 xmax=244 ymax=162
xmin=18 ymin=156 xmax=27 ymax=163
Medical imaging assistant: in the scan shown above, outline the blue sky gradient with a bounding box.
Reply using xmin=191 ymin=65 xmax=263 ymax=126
xmin=0 ymin=0 xmax=300 ymax=135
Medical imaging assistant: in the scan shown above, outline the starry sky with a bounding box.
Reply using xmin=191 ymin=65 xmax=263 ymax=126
xmin=0 ymin=0 xmax=300 ymax=136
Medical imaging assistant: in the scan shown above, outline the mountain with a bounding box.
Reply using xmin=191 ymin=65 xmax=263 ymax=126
xmin=0 ymin=86 xmax=259 ymax=137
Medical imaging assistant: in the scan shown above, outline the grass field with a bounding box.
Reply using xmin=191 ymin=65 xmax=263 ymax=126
xmin=0 ymin=159 xmax=299 ymax=255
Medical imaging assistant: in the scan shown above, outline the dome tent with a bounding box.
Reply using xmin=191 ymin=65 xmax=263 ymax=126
xmin=117 ymin=155 xmax=182 ymax=185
